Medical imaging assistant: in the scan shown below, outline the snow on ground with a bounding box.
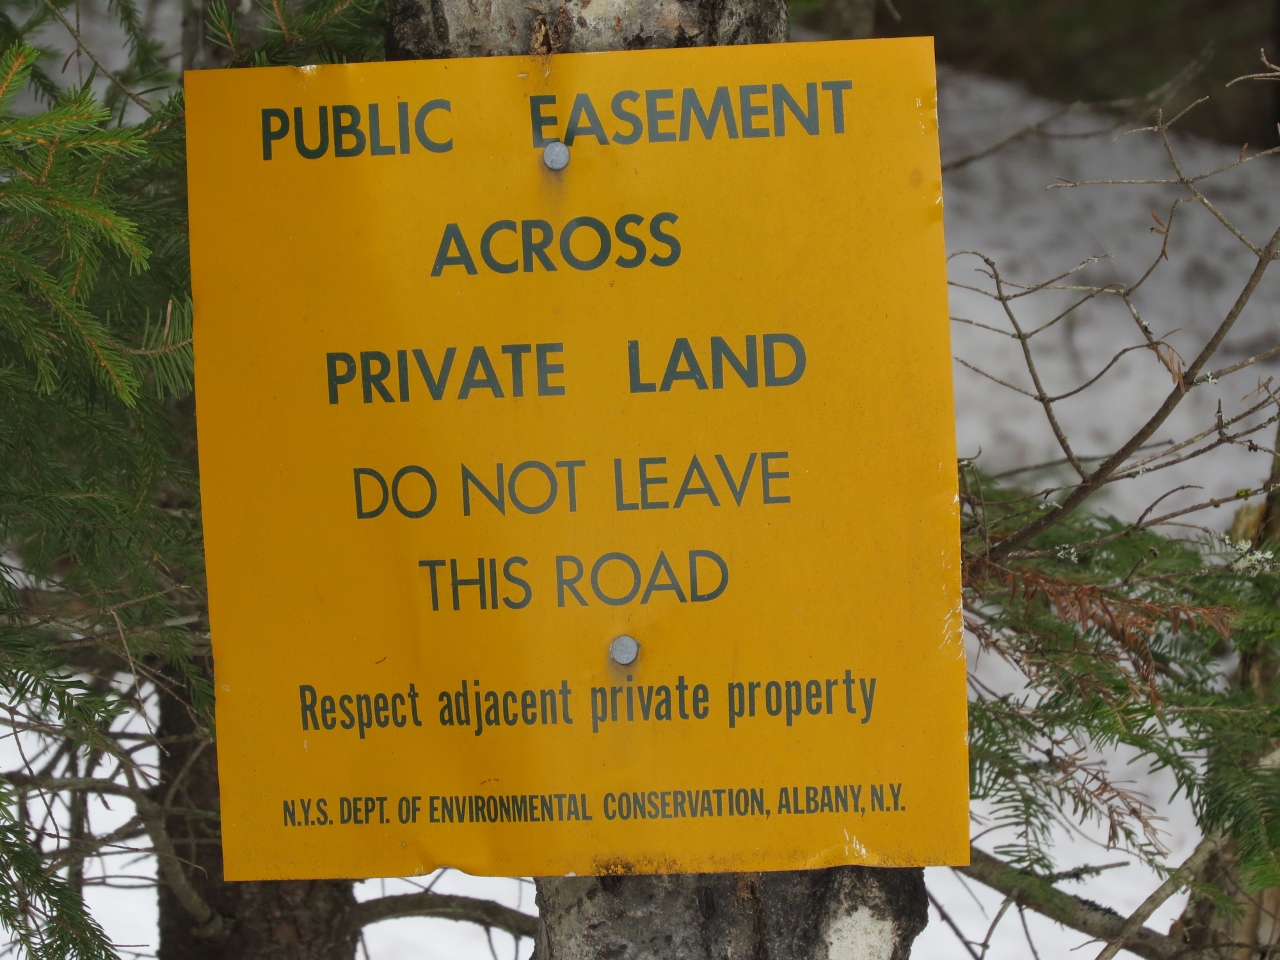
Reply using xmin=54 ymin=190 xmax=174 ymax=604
xmin=943 ymin=65 xmax=1280 ymax=520
xmin=920 ymin=65 xmax=1280 ymax=960
xmin=57 ymin=60 xmax=1280 ymax=960
xmin=917 ymin=65 xmax=1280 ymax=959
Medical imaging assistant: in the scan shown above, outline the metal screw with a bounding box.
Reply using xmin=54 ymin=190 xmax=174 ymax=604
xmin=609 ymin=635 xmax=639 ymax=666
xmin=542 ymin=140 xmax=570 ymax=171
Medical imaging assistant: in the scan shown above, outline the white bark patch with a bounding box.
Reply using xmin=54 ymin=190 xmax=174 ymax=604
xmin=438 ymin=0 xmax=698 ymax=58
xmin=822 ymin=909 xmax=896 ymax=960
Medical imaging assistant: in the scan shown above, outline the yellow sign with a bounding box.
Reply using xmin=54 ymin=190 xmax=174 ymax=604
xmin=186 ymin=37 xmax=966 ymax=880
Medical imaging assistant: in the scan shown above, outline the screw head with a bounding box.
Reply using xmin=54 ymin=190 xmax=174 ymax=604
xmin=609 ymin=635 xmax=639 ymax=666
xmin=542 ymin=140 xmax=570 ymax=171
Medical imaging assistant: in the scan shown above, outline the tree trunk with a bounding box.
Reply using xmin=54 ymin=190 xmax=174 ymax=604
xmin=534 ymin=869 xmax=927 ymax=959
xmin=386 ymin=0 xmax=787 ymax=59
xmin=156 ymin=663 xmax=359 ymax=960
xmin=1174 ymin=842 xmax=1280 ymax=958
xmin=1180 ymin=427 xmax=1280 ymax=958
xmin=385 ymin=2 xmax=930 ymax=958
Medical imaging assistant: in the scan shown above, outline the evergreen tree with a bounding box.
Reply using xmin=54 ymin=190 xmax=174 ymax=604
xmin=0 ymin=35 xmax=198 ymax=957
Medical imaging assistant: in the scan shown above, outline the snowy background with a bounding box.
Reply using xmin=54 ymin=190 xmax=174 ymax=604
xmin=29 ymin=27 xmax=1280 ymax=960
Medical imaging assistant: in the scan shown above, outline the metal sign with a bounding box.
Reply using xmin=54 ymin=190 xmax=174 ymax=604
xmin=186 ymin=36 xmax=967 ymax=880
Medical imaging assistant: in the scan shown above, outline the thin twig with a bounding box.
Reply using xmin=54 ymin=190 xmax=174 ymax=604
xmin=40 ymin=0 xmax=152 ymax=112
xmin=928 ymin=889 xmax=982 ymax=960
xmin=941 ymin=47 xmax=1212 ymax=172
xmin=1091 ymin=834 xmax=1222 ymax=960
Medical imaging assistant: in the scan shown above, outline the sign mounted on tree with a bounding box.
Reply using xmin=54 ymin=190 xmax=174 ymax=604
xmin=186 ymin=37 xmax=967 ymax=880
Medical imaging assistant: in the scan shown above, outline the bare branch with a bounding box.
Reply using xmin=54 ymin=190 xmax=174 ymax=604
xmin=1197 ymin=345 xmax=1280 ymax=384
xmin=958 ymin=846 xmax=1205 ymax=960
xmin=928 ymin=890 xmax=982 ymax=960
xmin=941 ymin=47 xmax=1212 ymax=173
xmin=1092 ymin=835 xmax=1222 ymax=960
xmin=1226 ymin=49 xmax=1280 ymax=87
xmin=122 ymin=764 xmax=227 ymax=939
xmin=980 ymin=253 xmax=1088 ymax=477
xmin=987 ymin=223 xmax=1280 ymax=559
xmin=353 ymin=891 xmax=539 ymax=939
xmin=38 ymin=0 xmax=152 ymax=112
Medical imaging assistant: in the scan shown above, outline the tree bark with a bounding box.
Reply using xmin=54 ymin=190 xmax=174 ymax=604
xmin=386 ymin=0 xmax=786 ymax=59
xmin=384 ymin=2 xmax=930 ymax=958
xmin=156 ymin=663 xmax=359 ymax=960
xmin=1178 ymin=429 xmax=1280 ymax=958
xmin=534 ymin=869 xmax=927 ymax=960
xmin=1172 ymin=842 xmax=1280 ymax=959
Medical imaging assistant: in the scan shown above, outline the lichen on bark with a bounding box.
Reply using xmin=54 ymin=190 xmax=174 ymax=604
xmin=385 ymin=0 xmax=787 ymax=61
xmin=532 ymin=867 xmax=927 ymax=960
